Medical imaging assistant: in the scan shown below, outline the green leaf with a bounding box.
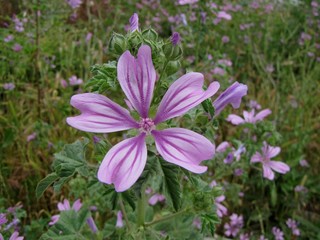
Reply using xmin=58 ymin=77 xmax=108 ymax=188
xmin=200 ymin=213 xmax=220 ymax=236
xmin=133 ymin=155 xmax=160 ymax=197
xmin=36 ymin=173 xmax=59 ymax=199
xmin=158 ymin=158 xmax=182 ymax=211
xmin=201 ymin=99 xmax=215 ymax=119
xmin=40 ymin=208 xmax=90 ymax=240
xmin=121 ymin=191 xmax=136 ymax=211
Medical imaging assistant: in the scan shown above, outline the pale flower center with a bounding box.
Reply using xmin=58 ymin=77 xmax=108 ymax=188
xmin=139 ymin=118 xmax=155 ymax=134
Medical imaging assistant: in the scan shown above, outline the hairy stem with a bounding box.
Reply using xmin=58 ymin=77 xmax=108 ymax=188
xmin=119 ymin=198 xmax=131 ymax=231
xmin=137 ymin=186 xmax=146 ymax=227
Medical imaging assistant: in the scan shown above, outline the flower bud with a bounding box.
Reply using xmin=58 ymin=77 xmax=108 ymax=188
xmin=165 ymin=60 xmax=181 ymax=76
xmin=142 ymin=28 xmax=158 ymax=41
xmin=129 ymin=13 xmax=139 ymax=32
xmin=108 ymin=33 xmax=127 ymax=55
xmin=162 ymin=42 xmax=183 ymax=61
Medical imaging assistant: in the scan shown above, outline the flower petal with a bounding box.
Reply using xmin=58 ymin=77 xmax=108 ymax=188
xmin=269 ymin=161 xmax=290 ymax=174
xmin=152 ymin=128 xmax=214 ymax=173
xmin=267 ymin=145 xmax=281 ymax=158
xmin=97 ymin=134 xmax=147 ymax=192
xmin=251 ymin=152 xmax=262 ymax=163
xmin=226 ymin=114 xmax=245 ymax=125
xmin=72 ymin=199 xmax=82 ymax=212
xmin=254 ymin=109 xmax=272 ymax=122
xmin=154 ymin=73 xmax=220 ymax=124
xmin=67 ymin=93 xmax=139 ymax=133
xmin=263 ymin=164 xmax=274 ymax=180
xmin=117 ymin=45 xmax=156 ymax=118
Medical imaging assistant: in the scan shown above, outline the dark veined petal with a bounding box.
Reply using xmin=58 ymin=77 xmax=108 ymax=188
xmin=66 ymin=93 xmax=139 ymax=133
xmin=154 ymin=72 xmax=220 ymax=124
xmin=117 ymin=45 xmax=156 ymax=118
xmin=152 ymin=128 xmax=214 ymax=173
xmin=97 ymin=134 xmax=147 ymax=192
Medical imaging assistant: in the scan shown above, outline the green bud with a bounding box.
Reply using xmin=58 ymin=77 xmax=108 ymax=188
xmin=162 ymin=42 xmax=183 ymax=61
xmin=142 ymin=28 xmax=158 ymax=41
xmin=128 ymin=31 xmax=143 ymax=51
xmin=109 ymin=33 xmax=127 ymax=55
xmin=165 ymin=60 xmax=181 ymax=76
xmin=192 ymin=191 xmax=213 ymax=212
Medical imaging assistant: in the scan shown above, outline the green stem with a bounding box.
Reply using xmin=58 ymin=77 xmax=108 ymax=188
xmin=144 ymin=208 xmax=189 ymax=227
xmin=119 ymin=198 xmax=131 ymax=231
xmin=158 ymin=60 xmax=169 ymax=82
xmin=137 ymin=186 xmax=146 ymax=227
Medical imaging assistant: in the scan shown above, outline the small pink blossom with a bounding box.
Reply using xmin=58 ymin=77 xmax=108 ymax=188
xmin=27 ymin=132 xmax=37 ymax=142
xmin=177 ymin=0 xmax=198 ymax=5
xmin=12 ymin=43 xmax=22 ymax=52
xmin=85 ymin=32 xmax=93 ymax=43
xmin=222 ymin=36 xmax=230 ymax=43
xmin=286 ymin=218 xmax=300 ymax=236
xmin=148 ymin=193 xmax=166 ymax=205
xmin=116 ymin=211 xmax=124 ymax=228
xmin=69 ymin=75 xmax=83 ymax=86
xmin=227 ymin=109 xmax=271 ymax=125
xmin=251 ymin=142 xmax=290 ymax=180
xmin=212 ymin=67 xmax=226 ymax=76
xmin=216 ymin=141 xmax=230 ymax=153
xmin=3 ymin=83 xmax=15 ymax=90
xmin=192 ymin=217 xmax=201 ymax=229
xmin=215 ymin=195 xmax=227 ymax=217
xmin=66 ymin=0 xmax=82 ymax=9
xmin=4 ymin=35 xmax=14 ymax=42
xmin=9 ymin=231 xmax=24 ymax=240
xmin=299 ymin=159 xmax=310 ymax=167
xmin=272 ymin=227 xmax=284 ymax=240
xmin=217 ymin=11 xmax=232 ymax=20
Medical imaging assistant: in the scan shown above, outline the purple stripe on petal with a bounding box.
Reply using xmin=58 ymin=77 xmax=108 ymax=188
xmin=213 ymin=82 xmax=247 ymax=115
xmin=97 ymin=134 xmax=147 ymax=192
xmin=117 ymin=45 xmax=156 ymax=118
xmin=154 ymin=73 xmax=220 ymax=124
xmin=67 ymin=93 xmax=139 ymax=133
xmin=152 ymin=128 xmax=214 ymax=173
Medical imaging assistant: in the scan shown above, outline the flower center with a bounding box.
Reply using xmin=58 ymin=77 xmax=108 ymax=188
xmin=139 ymin=118 xmax=155 ymax=134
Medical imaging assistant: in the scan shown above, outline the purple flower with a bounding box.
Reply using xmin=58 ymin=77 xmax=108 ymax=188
xmin=248 ymin=100 xmax=261 ymax=110
xmin=85 ymin=32 xmax=93 ymax=43
xmin=93 ymin=136 xmax=101 ymax=144
xmin=234 ymin=144 xmax=246 ymax=161
xmin=227 ymin=109 xmax=271 ymax=125
xmin=213 ymin=82 xmax=248 ymax=115
xmin=217 ymin=11 xmax=232 ymax=20
xmin=295 ymin=185 xmax=308 ymax=193
xmin=4 ymin=35 xmax=14 ymax=42
xmin=216 ymin=141 xmax=230 ymax=153
xmin=12 ymin=43 xmax=22 ymax=52
xmin=239 ymin=233 xmax=250 ymax=240
xmin=149 ymin=193 xmax=166 ymax=205
xmin=224 ymin=153 xmax=234 ymax=164
xmin=0 ymin=213 xmax=7 ymax=226
xmin=224 ymin=213 xmax=243 ymax=237
xmin=272 ymin=227 xmax=284 ymax=240
xmin=67 ymin=45 xmax=219 ymax=192
xmin=69 ymin=75 xmax=83 ymax=86
xmin=60 ymin=79 xmax=68 ymax=88
xmin=234 ymin=168 xmax=244 ymax=176
xmin=222 ymin=36 xmax=230 ymax=43
xmin=27 ymin=132 xmax=37 ymax=142
xmin=49 ymin=199 xmax=97 ymax=233
xmin=299 ymin=159 xmax=309 ymax=167
xmin=251 ymin=142 xmax=290 ymax=180
xmin=218 ymin=59 xmax=232 ymax=67
xmin=9 ymin=231 xmax=23 ymax=240
xmin=116 ymin=211 xmax=124 ymax=228
xmin=3 ymin=83 xmax=15 ymax=90
xmin=259 ymin=235 xmax=268 ymax=240
xmin=171 ymin=32 xmax=181 ymax=45
xmin=192 ymin=217 xmax=201 ymax=229
xmin=212 ymin=67 xmax=226 ymax=76
xmin=177 ymin=0 xmax=198 ymax=5
xmin=129 ymin=13 xmax=139 ymax=32
xmin=215 ymin=195 xmax=227 ymax=217
xmin=66 ymin=0 xmax=82 ymax=9
xmin=286 ymin=218 xmax=300 ymax=236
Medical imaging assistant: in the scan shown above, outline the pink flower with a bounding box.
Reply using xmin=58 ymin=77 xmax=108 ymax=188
xmin=224 ymin=213 xmax=243 ymax=237
xmin=192 ymin=217 xmax=201 ymax=229
xmin=212 ymin=67 xmax=226 ymax=76
xmin=67 ymin=45 xmax=219 ymax=192
xmin=66 ymin=0 xmax=82 ymax=9
xmin=4 ymin=35 xmax=14 ymax=42
xmin=251 ymin=142 xmax=290 ymax=180
xmin=12 ymin=43 xmax=22 ymax=52
xmin=85 ymin=32 xmax=93 ymax=43
xmin=3 ymin=83 xmax=15 ymax=90
xmin=299 ymin=159 xmax=309 ymax=167
xmin=272 ymin=227 xmax=284 ymax=240
xmin=9 ymin=231 xmax=24 ymax=240
xmin=222 ymin=36 xmax=230 ymax=43
xmin=215 ymin=195 xmax=227 ymax=217
xmin=227 ymin=109 xmax=271 ymax=125
xmin=217 ymin=11 xmax=232 ymax=20
xmin=177 ymin=0 xmax=198 ymax=5
xmin=116 ymin=211 xmax=124 ymax=228
xmin=149 ymin=193 xmax=166 ymax=205
xmin=286 ymin=218 xmax=300 ymax=236
xmin=27 ymin=132 xmax=37 ymax=142
xmin=216 ymin=141 xmax=230 ymax=153
xmin=69 ymin=75 xmax=83 ymax=86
